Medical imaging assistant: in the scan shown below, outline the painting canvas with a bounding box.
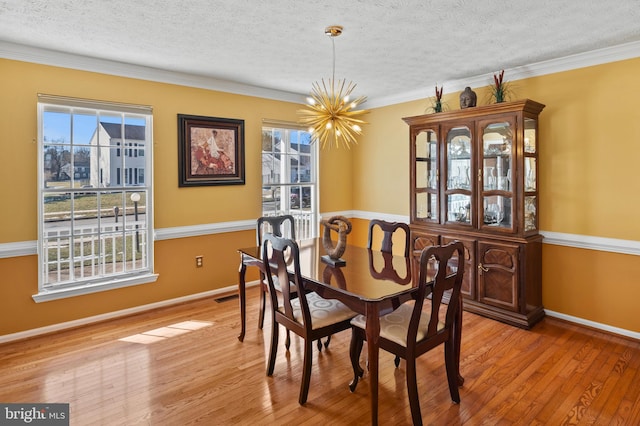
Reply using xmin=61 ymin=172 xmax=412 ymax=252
xmin=178 ymin=114 xmax=245 ymax=186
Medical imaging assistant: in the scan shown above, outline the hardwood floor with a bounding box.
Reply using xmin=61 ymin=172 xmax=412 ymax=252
xmin=1 ymin=287 xmax=639 ymax=425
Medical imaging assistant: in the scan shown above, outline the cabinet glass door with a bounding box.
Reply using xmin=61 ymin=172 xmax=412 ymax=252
xmin=524 ymin=117 xmax=538 ymax=231
xmin=481 ymin=121 xmax=513 ymax=231
xmin=445 ymin=126 xmax=472 ymax=225
xmin=414 ymin=129 xmax=438 ymax=221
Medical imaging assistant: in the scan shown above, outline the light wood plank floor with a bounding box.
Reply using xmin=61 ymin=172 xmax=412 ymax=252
xmin=1 ymin=287 xmax=639 ymax=425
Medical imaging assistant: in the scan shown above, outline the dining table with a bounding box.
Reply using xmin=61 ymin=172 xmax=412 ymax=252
xmin=237 ymin=237 xmax=463 ymax=425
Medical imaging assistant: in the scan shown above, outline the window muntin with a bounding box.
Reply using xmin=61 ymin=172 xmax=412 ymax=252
xmin=262 ymin=123 xmax=318 ymax=239
xmin=37 ymin=95 xmax=154 ymax=300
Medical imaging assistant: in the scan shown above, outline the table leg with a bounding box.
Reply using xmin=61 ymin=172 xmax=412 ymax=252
xmin=238 ymin=254 xmax=247 ymax=342
xmin=365 ymin=302 xmax=381 ymax=426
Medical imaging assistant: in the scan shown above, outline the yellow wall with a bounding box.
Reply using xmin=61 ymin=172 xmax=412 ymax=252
xmin=0 ymin=58 xmax=353 ymax=335
xmin=352 ymin=58 xmax=640 ymax=333
xmin=1 ymin=56 xmax=639 ymax=336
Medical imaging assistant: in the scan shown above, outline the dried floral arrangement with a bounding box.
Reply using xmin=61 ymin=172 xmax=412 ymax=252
xmin=491 ymin=70 xmax=510 ymax=103
xmin=428 ymin=85 xmax=445 ymax=113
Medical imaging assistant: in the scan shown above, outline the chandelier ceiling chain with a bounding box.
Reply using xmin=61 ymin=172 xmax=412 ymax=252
xmin=298 ymin=25 xmax=369 ymax=149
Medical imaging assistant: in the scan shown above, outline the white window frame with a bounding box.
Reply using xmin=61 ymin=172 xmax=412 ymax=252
xmin=262 ymin=120 xmax=319 ymax=239
xmin=34 ymin=94 xmax=157 ymax=302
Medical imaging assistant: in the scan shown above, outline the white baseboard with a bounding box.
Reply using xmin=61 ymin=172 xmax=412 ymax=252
xmin=544 ymin=309 xmax=639 ymax=340
xmin=0 ymin=281 xmax=259 ymax=344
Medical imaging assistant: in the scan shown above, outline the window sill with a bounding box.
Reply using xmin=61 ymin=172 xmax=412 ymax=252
xmin=32 ymin=273 xmax=159 ymax=303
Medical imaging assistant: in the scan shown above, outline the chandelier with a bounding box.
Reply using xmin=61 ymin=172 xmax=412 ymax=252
xmin=298 ymin=26 xmax=369 ymax=149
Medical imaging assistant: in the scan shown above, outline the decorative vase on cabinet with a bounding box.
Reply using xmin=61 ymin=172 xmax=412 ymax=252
xmin=404 ymin=99 xmax=545 ymax=329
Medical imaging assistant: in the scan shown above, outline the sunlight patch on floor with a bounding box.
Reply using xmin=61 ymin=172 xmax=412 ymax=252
xmin=118 ymin=320 xmax=213 ymax=344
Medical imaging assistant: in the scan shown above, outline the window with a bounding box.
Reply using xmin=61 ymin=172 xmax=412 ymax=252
xmin=35 ymin=95 xmax=156 ymax=302
xmin=262 ymin=121 xmax=318 ymax=239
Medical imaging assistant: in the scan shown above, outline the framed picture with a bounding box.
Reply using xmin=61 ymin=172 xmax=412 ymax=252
xmin=178 ymin=114 xmax=245 ymax=186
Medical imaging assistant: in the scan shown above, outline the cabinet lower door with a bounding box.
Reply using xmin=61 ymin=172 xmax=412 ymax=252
xmin=410 ymin=231 xmax=439 ymax=282
xmin=442 ymin=235 xmax=475 ymax=300
xmin=477 ymin=240 xmax=520 ymax=312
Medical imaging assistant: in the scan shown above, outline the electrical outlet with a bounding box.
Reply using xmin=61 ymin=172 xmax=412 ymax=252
xmin=195 ymin=256 xmax=203 ymax=268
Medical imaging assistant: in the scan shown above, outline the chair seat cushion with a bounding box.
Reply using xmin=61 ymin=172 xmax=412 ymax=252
xmin=280 ymin=292 xmax=357 ymax=329
xmin=350 ymin=302 xmax=444 ymax=347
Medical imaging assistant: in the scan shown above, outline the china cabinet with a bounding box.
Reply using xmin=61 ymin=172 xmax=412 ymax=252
xmin=403 ymin=99 xmax=545 ymax=328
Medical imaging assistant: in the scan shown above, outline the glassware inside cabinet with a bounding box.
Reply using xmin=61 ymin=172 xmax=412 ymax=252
xmin=525 ymin=157 xmax=537 ymax=191
xmin=524 ymin=195 xmax=537 ymax=231
xmin=483 ymin=195 xmax=512 ymax=228
xmin=446 ymin=127 xmax=471 ymax=190
xmin=415 ymin=129 xmax=437 ymax=189
xmin=524 ymin=118 xmax=537 ymax=153
xmin=415 ymin=129 xmax=438 ymax=220
xmin=483 ymin=122 xmax=512 ymax=192
xmin=416 ymin=192 xmax=438 ymax=220
xmin=447 ymin=193 xmax=471 ymax=224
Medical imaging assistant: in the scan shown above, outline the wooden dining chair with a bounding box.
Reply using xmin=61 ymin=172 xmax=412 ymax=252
xmin=367 ymin=219 xmax=412 ymax=361
xmin=367 ymin=219 xmax=411 ymax=257
xmin=262 ymin=233 xmax=357 ymax=405
xmin=349 ymin=241 xmax=465 ymax=426
xmin=256 ymin=215 xmax=296 ymax=330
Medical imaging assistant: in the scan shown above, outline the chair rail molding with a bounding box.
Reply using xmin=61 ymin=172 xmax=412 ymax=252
xmin=3 ymin=223 xmax=639 ymax=258
xmin=540 ymin=231 xmax=640 ymax=256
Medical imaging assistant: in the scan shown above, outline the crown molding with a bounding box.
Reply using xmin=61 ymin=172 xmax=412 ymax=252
xmin=2 ymin=40 xmax=639 ymax=108
xmin=367 ymin=40 xmax=640 ymax=108
xmin=0 ymin=41 xmax=303 ymax=104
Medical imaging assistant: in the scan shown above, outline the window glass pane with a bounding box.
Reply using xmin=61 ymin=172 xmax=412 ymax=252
xmin=43 ymin=111 xmax=71 ymax=144
xmin=261 ymin=125 xmax=317 ymax=239
xmin=39 ymin=98 xmax=153 ymax=295
xmin=43 ymin=145 xmax=72 ymax=188
xmin=73 ymin=113 xmax=97 ymax=146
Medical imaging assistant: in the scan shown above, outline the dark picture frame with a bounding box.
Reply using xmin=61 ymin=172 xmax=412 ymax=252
xmin=178 ymin=114 xmax=245 ymax=187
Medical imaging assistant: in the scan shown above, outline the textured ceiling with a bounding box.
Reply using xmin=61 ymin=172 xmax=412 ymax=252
xmin=1 ymin=0 xmax=639 ymax=105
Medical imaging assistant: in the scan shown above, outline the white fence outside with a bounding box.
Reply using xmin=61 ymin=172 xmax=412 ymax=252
xmin=43 ymin=221 xmax=147 ymax=287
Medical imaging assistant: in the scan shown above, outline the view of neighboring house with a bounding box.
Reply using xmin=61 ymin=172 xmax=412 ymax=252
xmin=90 ymin=122 xmax=146 ymax=188
xmin=262 ymin=140 xmax=312 ymax=184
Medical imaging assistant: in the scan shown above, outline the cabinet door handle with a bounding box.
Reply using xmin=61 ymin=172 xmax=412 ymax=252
xmin=478 ymin=263 xmax=489 ymax=273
